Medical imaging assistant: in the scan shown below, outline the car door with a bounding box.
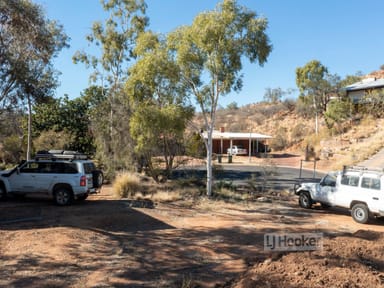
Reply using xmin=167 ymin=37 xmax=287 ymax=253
xmin=31 ymin=162 xmax=56 ymax=193
xmin=9 ymin=161 xmax=39 ymax=193
xmin=360 ymin=175 xmax=383 ymax=214
xmin=313 ymin=173 xmax=337 ymax=204
xmin=333 ymin=173 xmax=360 ymax=208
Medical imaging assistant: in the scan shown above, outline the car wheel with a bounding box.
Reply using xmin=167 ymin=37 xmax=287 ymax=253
xmin=299 ymin=192 xmax=312 ymax=209
xmin=351 ymin=203 xmax=370 ymax=224
xmin=320 ymin=203 xmax=330 ymax=209
xmin=54 ymin=187 xmax=73 ymax=206
xmin=0 ymin=185 xmax=7 ymax=201
xmin=92 ymin=170 xmax=104 ymax=188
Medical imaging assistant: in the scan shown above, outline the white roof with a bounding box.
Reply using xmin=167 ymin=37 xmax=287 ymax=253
xmin=204 ymin=130 xmax=272 ymax=140
xmin=345 ymin=78 xmax=384 ymax=91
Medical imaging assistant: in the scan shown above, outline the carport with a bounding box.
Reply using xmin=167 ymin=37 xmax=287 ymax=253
xmin=205 ymin=129 xmax=272 ymax=162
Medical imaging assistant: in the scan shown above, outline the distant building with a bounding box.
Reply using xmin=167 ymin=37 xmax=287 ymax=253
xmin=345 ymin=77 xmax=384 ymax=104
xmin=203 ymin=128 xmax=272 ymax=156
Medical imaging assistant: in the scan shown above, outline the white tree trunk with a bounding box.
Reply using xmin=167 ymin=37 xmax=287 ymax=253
xmin=206 ymin=128 xmax=213 ymax=197
xmin=27 ymin=96 xmax=32 ymax=161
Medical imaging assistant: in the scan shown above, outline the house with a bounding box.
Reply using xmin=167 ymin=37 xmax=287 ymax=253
xmin=203 ymin=128 xmax=272 ymax=156
xmin=345 ymin=77 xmax=384 ymax=104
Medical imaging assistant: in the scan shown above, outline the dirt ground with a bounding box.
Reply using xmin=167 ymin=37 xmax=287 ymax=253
xmin=1 ymin=155 xmax=384 ymax=288
xmin=1 ymin=188 xmax=384 ymax=288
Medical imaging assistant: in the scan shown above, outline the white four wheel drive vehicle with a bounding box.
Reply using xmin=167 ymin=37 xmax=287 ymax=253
xmin=294 ymin=166 xmax=384 ymax=224
xmin=0 ymin=150 xmax=103 ymax=206
xmin=227 ymin=145 xmax=247 ymax=155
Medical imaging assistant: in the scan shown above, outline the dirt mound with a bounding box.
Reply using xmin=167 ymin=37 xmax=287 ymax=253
xmin=229 ymin=230 xmax=384 ymax=288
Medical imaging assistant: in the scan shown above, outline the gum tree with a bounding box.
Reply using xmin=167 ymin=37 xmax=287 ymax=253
xmin=167 ymin=0 xmax=272 ymax=196
xmin=296 ymin=60 xmax=329 ymax=134
xmin=126 ymin=32 xmax=194 ymax=181
xmin=73 ymin=0 xmax=148 ymax=175
xmin=0 ymin=0 xmax=69 ymax=160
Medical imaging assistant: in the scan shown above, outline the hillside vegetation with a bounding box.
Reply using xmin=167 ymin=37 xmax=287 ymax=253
xmin=194 ymin=101 xmax=384 ymax=171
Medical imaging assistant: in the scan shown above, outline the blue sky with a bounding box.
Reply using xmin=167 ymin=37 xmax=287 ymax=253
xmin=34 ymin=0 xmax=384 ymax=107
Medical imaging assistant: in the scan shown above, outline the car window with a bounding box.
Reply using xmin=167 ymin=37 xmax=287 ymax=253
xmin=83 ymin=162 xmax=96 ymax=174
xmin=38 ymin=163 xmax=52 ymax=173
xmin=361 ymin=177 xmax=381 ymax=190
xmin=341 ymin=175 xmax=359 ymax=187
xmin=20 ymin=162 xmax=39 ymax=173
xmin=322 ymin=174 xmax=336 ymax=187
xmin=51 ymin=163 xmax=78 ymax=174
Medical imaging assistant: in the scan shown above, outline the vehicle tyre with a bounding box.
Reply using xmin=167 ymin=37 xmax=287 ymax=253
xmin=320 ymin=203 xmax=330 ymax=209
xmin=299 ymin=192 xmax=312 ymax=209
xmin=54 ymin=187 xmax=73 ymax=206
xmin=0 ymin=185 xmax=7 ymax=201
xmin=77 ymin=194 xmax=88 ymax=201
xmin=92 ymin=170 xmax=104 ymax=188
xmin=351 ymin=203 xmax=370 ymax=224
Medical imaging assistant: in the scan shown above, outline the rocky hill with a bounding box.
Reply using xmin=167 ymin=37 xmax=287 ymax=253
xmin=193 ymin=101 xmax=384 ymax=171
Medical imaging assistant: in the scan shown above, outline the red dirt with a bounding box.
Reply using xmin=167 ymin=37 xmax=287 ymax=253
xmin=1 ymin=183 xmax=384 ymax=287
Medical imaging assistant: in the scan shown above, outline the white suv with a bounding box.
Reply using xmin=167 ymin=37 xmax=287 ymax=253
xmin=294 ymin=166 xmax=384 ymax=223
xmin=0 ymin=150 xmax=103 ymax=205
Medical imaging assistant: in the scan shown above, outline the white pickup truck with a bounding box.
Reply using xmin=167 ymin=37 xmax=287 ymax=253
xmin=227 ymin=145 xmax=247 ymax=155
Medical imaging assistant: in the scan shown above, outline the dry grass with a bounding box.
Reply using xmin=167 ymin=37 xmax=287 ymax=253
xmin=113 ymin=114 xmax=384 ymax=204
xmin=112 ymin=171 xmax=202 ymax=204
xmin=113 ymin=172 xmax=142 ymax=199
xmin=324 ymin=118 xmax=384 ymax=170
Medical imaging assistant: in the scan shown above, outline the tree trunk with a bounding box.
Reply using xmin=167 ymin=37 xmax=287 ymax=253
xmin=27 ymin=95 xmax=32 ymax=161
xmin=206 ymin=127 xmax=213 ymax=197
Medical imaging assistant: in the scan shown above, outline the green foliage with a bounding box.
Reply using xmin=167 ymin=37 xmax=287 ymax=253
xmin=338 ymin=73 xmax=362 ymax=89
xmin=185 ymin=132 xmax=205 ymax=158
xmin=360 ymin=89 xmax=384 ymax=118
xmin=264 ymin=87 xmax=284 ymax=103
xmin=296 ymin=60 xmax=330 ymax=114
xmin=226 ymin=101 xmax=239 ymax=110
xmin=0 ymin=0 xmax=69 ymax=107
xmin=126 ymin=30 xmax=195 ymax=180
xmin=73 ymin=0 xmax=149 ymax=177
xmin=73 ymin=0 xmax=148 ymax=85
xmin=324 ymin=99 xmax=353 ymax=134
xmin=167 ymin=0 xmax=272 ymax=196
xmin=130 ymin=104 xmax=194 ymax=180
xmin=0 ymin=0 xmax=69 ymax=159
xmin=33 ymin=130 xmax=74 ymax=152
xmin=296 ymin=60 xmax=328 ymax=93
xmin=32 ymin=96 xmax=96 ymax=154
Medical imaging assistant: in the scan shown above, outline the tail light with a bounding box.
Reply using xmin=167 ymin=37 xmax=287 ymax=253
xmin=80 ymin=175 xmax=87 ymax=187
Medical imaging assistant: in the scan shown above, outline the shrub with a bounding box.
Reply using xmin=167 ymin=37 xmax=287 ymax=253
xmin=34 ymin=130 xmax=74 ymax=152
xmin=113 ymin=172 xmax=141 ymax=199
xmin=291 ymin=123 xmax=307 ymax=142
xmin=270 ymin=127 xmax=288 ymax=151
xmin=227 ymin=101 xmax=239 ymax=110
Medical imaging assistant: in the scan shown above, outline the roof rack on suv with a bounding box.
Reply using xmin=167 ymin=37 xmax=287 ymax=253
xmin=35 ymin=150 xmax=88 ymax=161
